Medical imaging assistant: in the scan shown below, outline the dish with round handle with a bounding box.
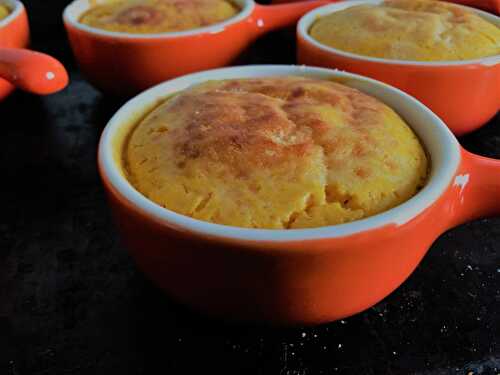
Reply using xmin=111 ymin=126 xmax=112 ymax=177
xmin=98 ymin=65 xmax=500 ymax=325
xmin=0 ymin=0 xmax=68 ymax=100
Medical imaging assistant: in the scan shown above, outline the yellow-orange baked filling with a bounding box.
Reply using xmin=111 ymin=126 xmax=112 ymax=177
xmin=79 ymin=0 xmax=239 ymax=33
xmin=0 ymin=5 xmax=11 ymax=20
xmin=124 ymin=77 xmax=428 ymax=229
xmin=310 ymin=0 xmax=500 ymax=61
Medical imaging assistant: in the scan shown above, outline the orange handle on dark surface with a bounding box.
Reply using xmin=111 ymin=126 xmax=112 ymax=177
xmin=449 ymin=149 xmax=500 ymax=228
xmin=0 ymin=47 xmax=69 ymax=95
xmin=251 ymin=0 xmax=332 ymax=35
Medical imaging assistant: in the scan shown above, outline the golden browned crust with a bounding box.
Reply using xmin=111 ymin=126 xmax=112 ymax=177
xmin=125 ymin=77 xmax=428 ymax=229
xmin=310 ymin=0 xmax=500 ymax=61
xmin=79 ymin=0 xmax=239 ymax=33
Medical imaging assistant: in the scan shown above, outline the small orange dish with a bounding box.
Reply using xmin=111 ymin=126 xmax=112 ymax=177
xmin=63 ymin=0 xmax=334 ymax=96
xmin=98 ymin=65 xmax=500 ymax=325
xmin=297 ymin=0 xmax=500 ymax=136
xmin=0 ymin=0 xmax=68 ymax=100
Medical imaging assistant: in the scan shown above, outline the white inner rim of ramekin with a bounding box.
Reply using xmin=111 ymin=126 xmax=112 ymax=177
xmin=63 ymin=0 xmax=254 ymax=39
xmin=98 ymin=65 xmax=461 ymax=242
xmin=298 ymin=0 xmax=500 ymax=67
xmin=0 ymin=0 xmax=23 ymax=29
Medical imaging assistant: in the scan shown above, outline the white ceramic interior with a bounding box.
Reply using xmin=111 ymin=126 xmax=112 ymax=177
xmin=0 ymin=0 xmax=23 ymax=29
xmin=98 ymin=65 xmax=461 ymax=242
xmin=298 ymin=0 xmax=500 ymax=67
xmin=63 ymin=0 xmax=253 ymax=39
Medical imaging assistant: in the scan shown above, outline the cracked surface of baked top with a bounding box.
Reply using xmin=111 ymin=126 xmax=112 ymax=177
xmin=125 ymin=76 xmax=428 ymax=229
xmin=309 ymin=0 xmax=500 ymax=61
xmin=0 ymin=4 xmax=10 ymax=20
xmin=79 ymin=0 xmax=239 ymax=33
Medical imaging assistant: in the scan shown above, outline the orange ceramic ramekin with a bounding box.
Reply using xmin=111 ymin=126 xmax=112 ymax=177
xmin=98 ymin=65 xmax=500 ymax=325
xmin=0 ymin=0 xmax=68 ymax=100
xmin=63 ymin=0 xmax=334 ymax=96
xmin=297 ymin=0 xmax=500 ymax=136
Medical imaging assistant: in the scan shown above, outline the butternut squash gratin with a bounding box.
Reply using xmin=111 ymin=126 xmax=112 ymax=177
xmin=124 ymin=77 xmax=428 ymax=229
xmin=0 ymin=4 xmax=10 ymax=20
xmin=309 ymin=0 xmax=500 ymax=61
xmin=79 ymin=0 xmax=239 ymax=33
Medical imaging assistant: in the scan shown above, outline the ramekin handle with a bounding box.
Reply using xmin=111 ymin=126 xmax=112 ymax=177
xmin=449 ymin=149 xmax=500 ymax=227
xmin=250 ymin=0 xmax=332 ymax=36
xmin=0 ymin=47 xmax=69 ymax=95
xmin=444 ymin=0 xmax=500 ymax=13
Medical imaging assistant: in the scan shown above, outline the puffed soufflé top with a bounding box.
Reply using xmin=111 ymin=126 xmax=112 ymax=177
xmin=309 ymin=0 xmax=500 ymax=61
xmin=0 ymin=5 xmax=10 ymax=20
xmin=124 ymin=77 xmax=428 ymax=229
xmin=79 ymin=0 xmax=239 ymax=33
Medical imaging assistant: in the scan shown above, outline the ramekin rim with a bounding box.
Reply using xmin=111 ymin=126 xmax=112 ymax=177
xmin=62 ymin=0 xmax=254 ymax=39
xmin=297 ymin=0 xmax=500 ymax=67
xmin=98 ymin=64 xmax=461 ymax=243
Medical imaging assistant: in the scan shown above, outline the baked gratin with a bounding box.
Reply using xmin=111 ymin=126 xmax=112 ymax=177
xmin=309 ymin=0 xmax=500 ymax=61
xmin=79 ymin=0 xmax=239 ymax=33
xmin=124 ymin=77 xmax=428 ymax=229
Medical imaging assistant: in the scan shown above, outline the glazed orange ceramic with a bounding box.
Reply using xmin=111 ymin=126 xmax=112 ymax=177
xmin=297 ymin=0 xmax=500 ymax=136
xmin=63 ymin=0 xmax=335 ymax=96
xmin=0 ymin=0 xmax=28 ymax=100
xmin=98 ymin=65 xmax=500 ymax=325
xmin=0 ymin=0 xmax=68 ymax=100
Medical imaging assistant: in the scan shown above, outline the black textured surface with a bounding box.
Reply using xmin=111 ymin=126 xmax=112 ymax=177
xmin=0 ymin=1 xmax=499 ymax=374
